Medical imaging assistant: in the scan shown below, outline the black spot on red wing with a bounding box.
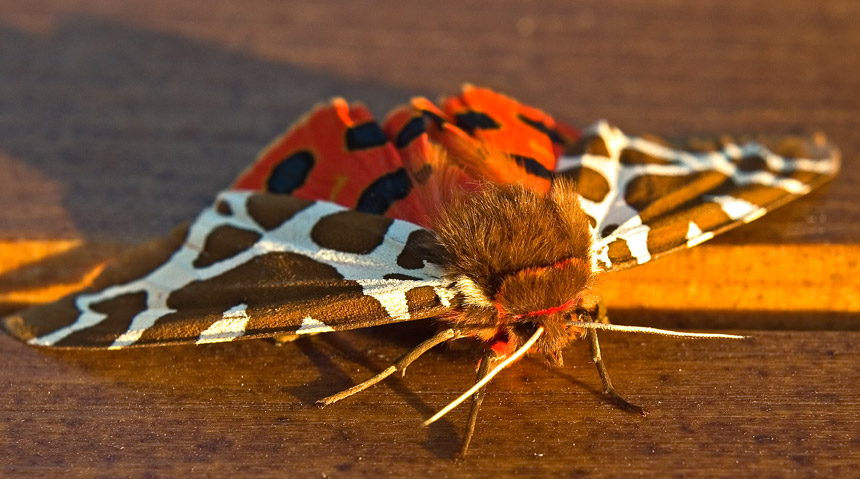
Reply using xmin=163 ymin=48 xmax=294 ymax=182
xmin=246 ymin=194 xmax=314 ymax=231
xmin=455 ymin=112 xmax=500 ymax=134
xmin=193 ymin=225 xmax=261 ymax=268
xmin=397 ymin=229 xmax=443 ymax=269
xmin=395 ymin=116 xmax=426 ymax=148
xmin=518 ymin=114 xmax=565 ymax=145
xmin=215 ymin=200 xmax=232 ymax=216
xmin=55 ymin=292 xmax=148 ymax=347
xmin=356 ymin=168 xmax=412 ymax=214
xmin=345 ymin=122 xmax=389 ymax=150
xmin=311 ymin=210 xmax=394 ymax=254
xmin=512 ymin=154 xmax=553 ymax=180
xmin=384 ymin=273 xmax=422 ymax=281
xmin=267 ymin=150 xmax=314 ymax=194
xmin=421 ymin=109 xmax=446 ymax=126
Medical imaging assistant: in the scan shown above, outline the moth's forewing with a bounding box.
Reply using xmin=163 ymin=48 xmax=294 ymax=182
xmin=4 ymin=193 xmax=454 ymax=349
xmin=556 ymin=122 xmax=840 ymax=272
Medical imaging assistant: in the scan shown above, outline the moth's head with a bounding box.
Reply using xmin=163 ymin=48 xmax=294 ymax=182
xmin=497 ymin=255 xmax=596 ymax=361
xmin=452 ymin=258 xmax=595 ymax=363
xmin=434 ymin=178 xmax=598 ymax=361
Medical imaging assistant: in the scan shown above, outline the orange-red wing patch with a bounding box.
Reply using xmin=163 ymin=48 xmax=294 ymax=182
xmin=396 ymin=95 xmax=548 ymax=194
xmin=441 ymin=85 xmax=579 ymax=175
xmin=232 ymin=99 xmax=411 ymax=217
xmin=232 ymin=87 xmax=581 ymax=224
xmin=382 ymin=104 xmax=479 ymax=225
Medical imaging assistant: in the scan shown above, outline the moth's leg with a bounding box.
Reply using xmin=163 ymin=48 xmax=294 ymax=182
xmin=459 ymin=349 xmax=502 ymax=458
xmin=317 ymin=328 xmax=461 ymax=407
xmin=587 ymin=327 xmax=648 ymax=416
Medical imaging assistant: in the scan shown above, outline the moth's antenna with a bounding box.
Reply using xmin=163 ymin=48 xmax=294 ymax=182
xmin=566 ymin=321 xmax=746 ymax=339
xmin=423 ymin=326 xmax=545 ymax=427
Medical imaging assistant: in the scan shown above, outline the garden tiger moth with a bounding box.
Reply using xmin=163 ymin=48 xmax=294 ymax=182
xmin=2 ymin=85 xmax=840 ymax=456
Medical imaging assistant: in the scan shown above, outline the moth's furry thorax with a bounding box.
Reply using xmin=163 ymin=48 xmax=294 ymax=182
xmin=432 ymin=178 xmax=597 ymax=362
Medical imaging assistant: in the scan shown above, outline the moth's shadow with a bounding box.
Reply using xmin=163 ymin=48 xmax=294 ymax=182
xmin=286 ymin=322 xmax=470 ymax=459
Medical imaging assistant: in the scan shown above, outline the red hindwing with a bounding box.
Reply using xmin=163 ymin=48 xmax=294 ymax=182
xmin=232 ymin=86 xmax=580 ymax=226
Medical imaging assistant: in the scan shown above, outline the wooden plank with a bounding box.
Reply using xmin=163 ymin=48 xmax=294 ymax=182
xmin=1 ymin=327 xmax=857 ymax=477
xmin=0 ymin=1 xmax=858 ymax=477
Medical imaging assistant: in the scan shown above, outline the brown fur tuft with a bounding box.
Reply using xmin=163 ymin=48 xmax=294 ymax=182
xmin=432 ymin=176 xmax=597 ymax=359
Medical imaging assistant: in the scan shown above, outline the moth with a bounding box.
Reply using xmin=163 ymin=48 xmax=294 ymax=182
xmin=3 ymin=85 xmax=840 ymax=456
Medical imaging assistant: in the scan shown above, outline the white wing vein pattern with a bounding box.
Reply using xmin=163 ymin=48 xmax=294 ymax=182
xmin=555 ymin=121 xmax=839 ymax=271
xmin=30 ymin=192 xmax=454 ymax=348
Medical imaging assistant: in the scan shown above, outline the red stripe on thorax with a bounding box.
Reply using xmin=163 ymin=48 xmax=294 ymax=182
xmin=513 ymin=297 xmax=578 ymax=320
xmin=494 ymin=256 xmax=588 ymax=319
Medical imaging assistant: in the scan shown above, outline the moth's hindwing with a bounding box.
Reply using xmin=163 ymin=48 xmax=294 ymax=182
xmin=3 ymin=192 xmax=455 ymax=349
xmin=232 ymin=99 xmax=414 ymax=217
xmin=231 ymin=86 xmax=581 ymax=227
xmin=556 ymin=121 xmax=841 ymax=272
xmin=439 ymin=84 xmax=579 ymax=173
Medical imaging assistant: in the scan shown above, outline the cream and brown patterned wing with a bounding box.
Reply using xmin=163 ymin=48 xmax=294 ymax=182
xmin=556 ymin=121 xmax=840 ymax=272
xmin=3 ymin=192 xmax=454 ymax=349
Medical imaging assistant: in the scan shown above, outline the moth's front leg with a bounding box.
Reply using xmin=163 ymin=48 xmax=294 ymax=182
xmin=582 ymin=293 xmax=648 ymax=416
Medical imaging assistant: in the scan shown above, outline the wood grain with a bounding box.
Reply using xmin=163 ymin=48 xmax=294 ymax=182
xmin=2 ymin=327 xmax=858 ymax=477
xmin=0 ymin=1 xmax=858 ymax=477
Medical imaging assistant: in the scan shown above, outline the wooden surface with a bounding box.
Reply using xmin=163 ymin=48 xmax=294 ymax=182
xmin=1 ymin=1 xmax=858 ymax=477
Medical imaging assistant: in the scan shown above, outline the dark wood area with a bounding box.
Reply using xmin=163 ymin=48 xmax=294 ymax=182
xmin=1 ymin=1 xmax=858 ymax=477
